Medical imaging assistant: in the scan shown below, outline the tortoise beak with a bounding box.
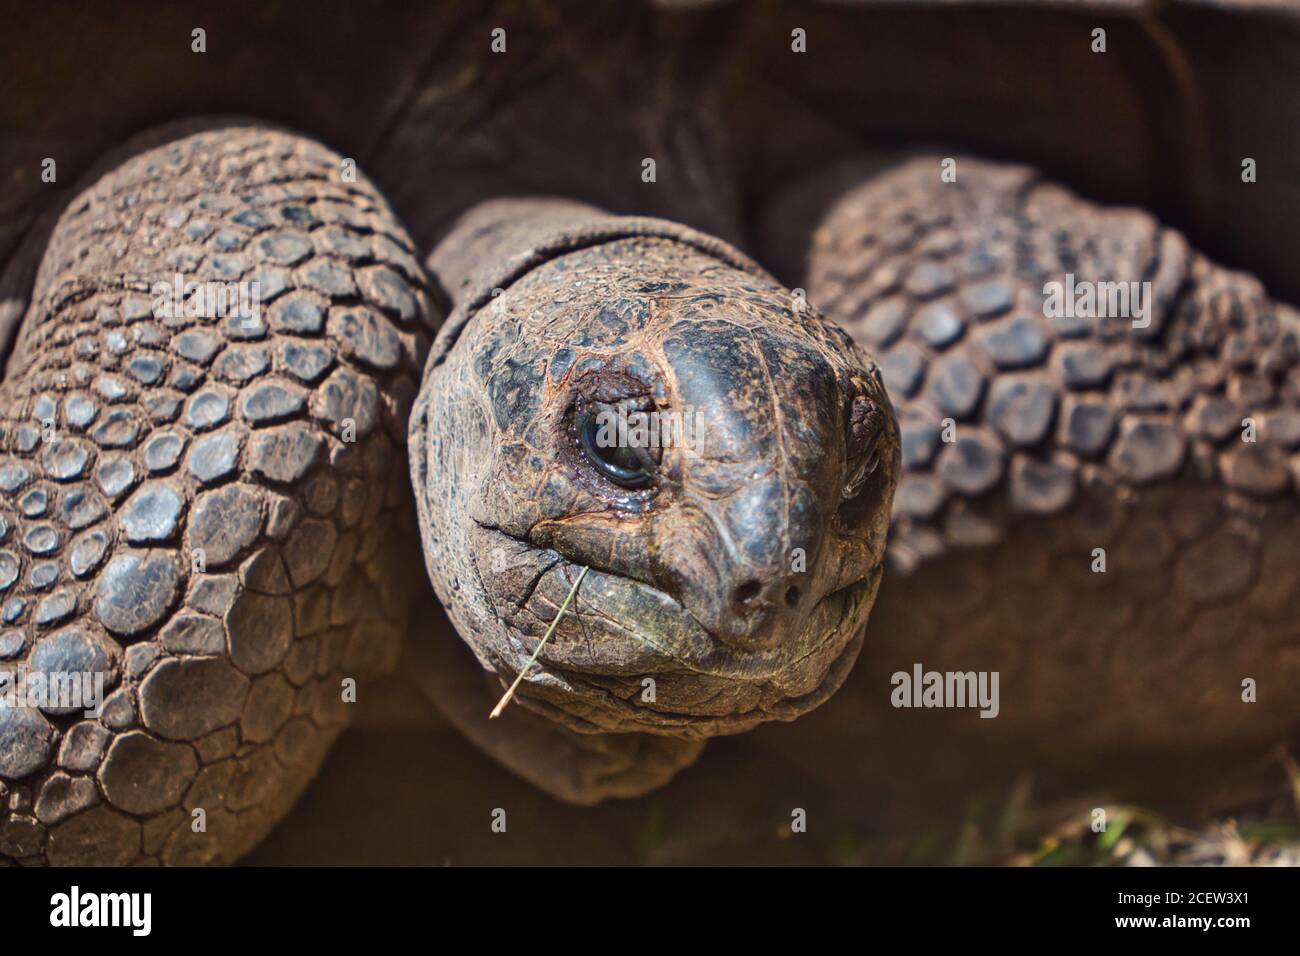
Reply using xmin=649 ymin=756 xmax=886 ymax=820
xmin=650 ymin=477 xmax=824 ymax=651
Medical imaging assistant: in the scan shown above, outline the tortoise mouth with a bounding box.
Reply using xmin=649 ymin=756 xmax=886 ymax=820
xmin=466 ymin=522 xmax=878 ymax=732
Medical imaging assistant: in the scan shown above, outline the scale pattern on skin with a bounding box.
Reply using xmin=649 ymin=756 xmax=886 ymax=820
xmin=0 ymin=129 xmax=433 ymax=865
xmin=805 ymin=157 xmax=1300 ymax=764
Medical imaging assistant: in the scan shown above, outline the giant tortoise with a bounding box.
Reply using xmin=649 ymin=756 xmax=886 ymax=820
xmin=1 ymin=0 xmax=1299 ymax=866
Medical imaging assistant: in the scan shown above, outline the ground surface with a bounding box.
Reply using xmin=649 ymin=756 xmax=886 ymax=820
xmin=249 ymin=710 xmax=1300 ymax=866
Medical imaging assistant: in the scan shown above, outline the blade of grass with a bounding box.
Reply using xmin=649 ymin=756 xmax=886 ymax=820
xmin=489 ymin=565 xmax=589 ymax=719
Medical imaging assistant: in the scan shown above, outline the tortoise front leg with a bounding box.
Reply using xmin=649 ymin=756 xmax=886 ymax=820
xmin=782 ymin=155 xmax=1300 ymax=804
xmin=0 ymin=126 xmax=433 ymax=865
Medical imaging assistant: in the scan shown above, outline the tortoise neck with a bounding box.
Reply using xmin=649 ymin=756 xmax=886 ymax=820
xmin=429 ymin=198 xmax=605 ymax=311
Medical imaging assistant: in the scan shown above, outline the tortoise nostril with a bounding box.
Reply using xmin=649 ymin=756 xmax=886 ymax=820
xmin=735 ymin=580 xmax=762 ymax=607
xmin=784 ymin=586 xmax=801 ymax=608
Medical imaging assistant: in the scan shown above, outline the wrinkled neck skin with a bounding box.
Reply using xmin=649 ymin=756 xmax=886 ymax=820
xmin=410 ymin=199 xmax=899 ymax=741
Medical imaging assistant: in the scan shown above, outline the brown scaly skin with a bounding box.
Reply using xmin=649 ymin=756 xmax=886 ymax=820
xmin=790 ymin=156 xmax=1300 ymax=796
xmin=0 ymin=127 xmax=898 ymax=856
xmin=408 ymin=198 xmax=898 ymax=803
xmin=7 ymin=126 xmax=1298 ymax=862
xmin=0 ymin=127 xmax=434 ymax=864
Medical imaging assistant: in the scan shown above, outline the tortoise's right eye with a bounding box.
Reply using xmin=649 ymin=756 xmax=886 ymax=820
xmin=578 ymin=402 xmax=657 ymax=489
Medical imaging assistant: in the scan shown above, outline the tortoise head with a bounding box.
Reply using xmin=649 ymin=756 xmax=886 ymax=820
xmin=410 ymin=207 xmax=898 ymax=739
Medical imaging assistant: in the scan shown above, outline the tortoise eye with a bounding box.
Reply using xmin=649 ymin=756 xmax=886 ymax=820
xmin=578 ymin=402 xmax=657 ymax=489
xmin=843 ymin=395 xmax=885 ymax=500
